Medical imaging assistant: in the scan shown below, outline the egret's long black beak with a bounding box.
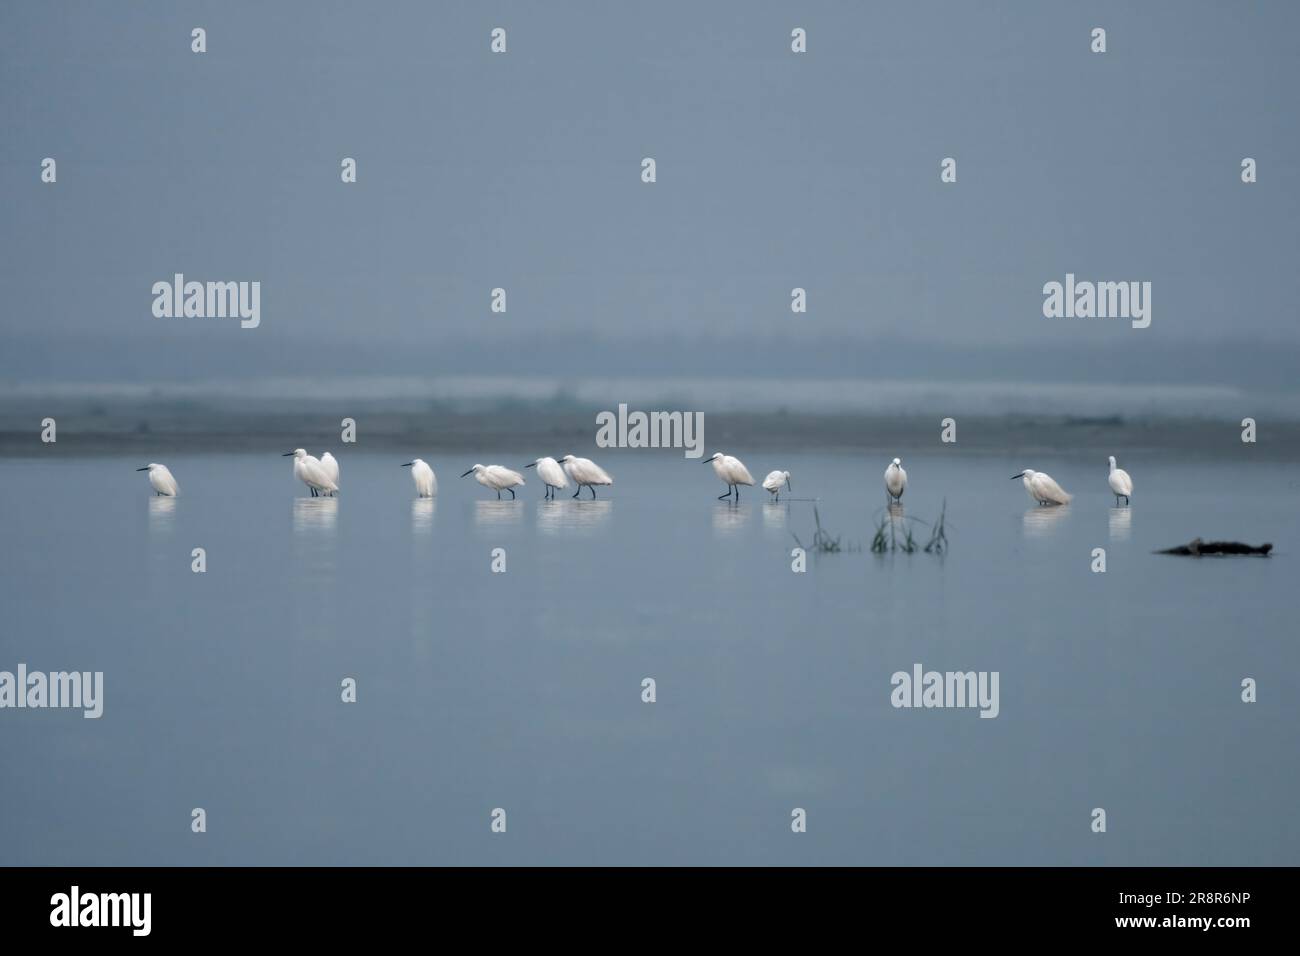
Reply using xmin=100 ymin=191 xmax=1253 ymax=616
xmin=524 ymin=462 xmax=536 ymax=468
xmin=401 ymin=462 xmax=413 ymax=467
xmin=282 ymin=452 xmax=295 ymax=457
xmin=786 ymin=478 xmax=792 ymax=492
xmin=460 ymin=469 xmax=474 ymax=478
xmin=1010 ymin=473 xmax=1025 ymax=480
xmin=136 ymin=466 xmax=149 ymax=471
xmin=703 ymin=455 xmax=718 ymax=464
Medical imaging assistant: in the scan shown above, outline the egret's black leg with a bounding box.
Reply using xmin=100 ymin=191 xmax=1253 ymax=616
xmin=573 ymin=487 xmax=581 ymax=498
xmin=508 ymin=488 xmax=515 ymax=499
xmin=496 ymin=490 xmax=501 ymax=500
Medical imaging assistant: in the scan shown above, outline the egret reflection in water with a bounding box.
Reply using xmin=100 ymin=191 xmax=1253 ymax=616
xmin=536 ymin=499 xmax=612 ymax=535
xmin=712 ymin=501 xmax=751 ymax=535
xmin=1022 ymin=504 xmax=1069 ymax=537
xmin=147 ymin=495 xmax=176 ymax=534
xmin=1108 ymin=506 xmax=1132 ymax=541
xmin=293 ymin=496 xmax=338 ymax=534
xmin=411 ymin=498 xmax=436 ymax=535
xmin=473 ymin=499 xmax=524 ymax=528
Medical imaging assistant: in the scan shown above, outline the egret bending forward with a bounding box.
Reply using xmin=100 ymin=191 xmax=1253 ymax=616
xmin=884 ymin=458 xmax=907 ymax=501
xmin=461 ymin=464 xmax=525 ymax=499
xmin=525 ymin=457 xmax=569 ymax=499
xmin=1107 ymin=456 xmax=1133 ymax=506
xmin=402 ymin=459 xmax=437 ymax=498
xmin=762 ymin=470 xmax=791 ymax=501
xmin=1011 ymin=469 xmax=1072 ymax=506
xmin=283 ymin=449 xmax=338 ymax=497
xmin=136 ymin=463 xmax=179 ymax=496
xmin=557 ymin=455 xmax=612 ymax=498
xmin=705 ymin=453 xmax=754 ymax=500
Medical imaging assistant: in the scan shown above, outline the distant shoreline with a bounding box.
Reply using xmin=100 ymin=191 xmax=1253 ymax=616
xmin=4 ymin=404 xmax=1295 ymax=460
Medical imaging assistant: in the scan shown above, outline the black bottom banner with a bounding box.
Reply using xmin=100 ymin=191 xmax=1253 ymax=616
xmin=0 ymin=866 xmax=1282 ymax=941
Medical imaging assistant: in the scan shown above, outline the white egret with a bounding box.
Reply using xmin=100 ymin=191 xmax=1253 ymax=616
xmin=319 ymin=452 xmax=340 ymax=497
xmin=884 ymin=457 xmax=907 ymax=501
xmin=1107 ymin=455 xmax=1133 ymax=506
xmin=703 ymin=452 xmax=754 ymax=500
xmin=461 ymin=463 xmax=525 ymax=499
xmin=136 ymin=463 xmax=179 ymax=496
xmin=762 ymin=470 xmax=791 ymax=501
xmin=402 ymin=458 xmax=437 ymax=498
xmin=1011 ymin=468 xmax=1072 ymax=506
xmin=525 ymin=457 xmax=568 ymax=499
xmin=283 ymin=448 xmax=338 ymax=497
xmin=557 ymin=455 xmax=613 ymax=499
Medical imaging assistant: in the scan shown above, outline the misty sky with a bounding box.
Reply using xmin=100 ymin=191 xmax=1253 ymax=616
xmin=2 ymin=1 xmax=1297 ymax=384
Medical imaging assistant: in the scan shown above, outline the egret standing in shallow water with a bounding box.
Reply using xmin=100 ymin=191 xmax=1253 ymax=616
xmin=319 ymin=452 xmax=340 ymax=497
xmin=1107 ymin=456 xmax=1133 ymax=505
xmin=136 ymin=463 xmax=178 ymax=496
xmin=525 ymin=457 xmax=568 ymax=499
xmin=1011 ymin=469 xmax=1072 ymax=506
xmin=884 ymin=457 xmax=907 ymax=501
xmin=762 ymin=470 xmax=791 ymax=501
xmin=402 ymin=459 xmax=437 ymax=498
xmin=704 ymin=452 xmax=755 ymax=500
xmin=557 ymin=455 xmax=612 ymax=498
xmin=461 ymin=464 xmax=525 ymax=499
xmin=284 ymin=449 xmax=337 ymax=497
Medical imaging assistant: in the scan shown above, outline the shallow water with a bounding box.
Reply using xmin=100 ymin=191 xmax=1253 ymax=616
xmin=1 ymin=449 xmax=1297 ymax=865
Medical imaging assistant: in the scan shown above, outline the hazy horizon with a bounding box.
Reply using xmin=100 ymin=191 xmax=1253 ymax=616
xmin=4 ymin=0 xmax=1299 ymax=401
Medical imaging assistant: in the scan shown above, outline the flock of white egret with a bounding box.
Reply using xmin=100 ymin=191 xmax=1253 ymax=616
xmin=1008 ymin=456 xmax=1133 ymax=507
xmin=135 ymin=450 xmax=1136 ymax=508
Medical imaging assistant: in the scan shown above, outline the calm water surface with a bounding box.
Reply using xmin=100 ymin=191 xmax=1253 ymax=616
xmin=1 ymin=449 xmax=1297 ymax=865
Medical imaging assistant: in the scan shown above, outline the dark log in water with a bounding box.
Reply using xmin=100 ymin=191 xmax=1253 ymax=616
xmin=1156 ymin=538 xmax=1272 ymax=556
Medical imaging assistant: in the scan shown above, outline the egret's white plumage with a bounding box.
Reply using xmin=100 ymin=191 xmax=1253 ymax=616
xmin=461 ymin=463 xmax=525 ymax=499
xmin=319 ymin=452 xmax=339 ymax=496
xmin=136 ymin=463 xmax=178 ymax=496
xmin=762 ymin=470 xmax=791 ymax=501
xmin=884 ymin=457 xmax=907 ymax=500
xmin=704 ymin=452 xmax=755 ymax=500
xmin=525 ymin=457 xmax=569 ymax=499
xmin=557 ymin=455 xmax=613 ymax=498
xmin=1013 ymin=468 xmax=1072 ymax=506
xmin=402 ymin=458 xmax=437 ymax=498
xmin=1107 ymin=456 xmax=1133 ymax=505
xmin=284 ymin=448 xmax=338 ymax=497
